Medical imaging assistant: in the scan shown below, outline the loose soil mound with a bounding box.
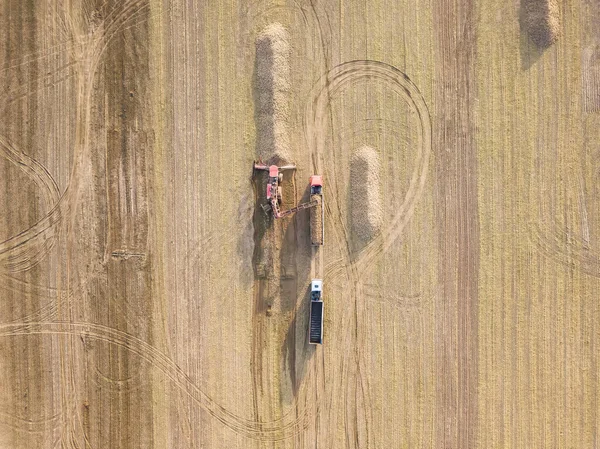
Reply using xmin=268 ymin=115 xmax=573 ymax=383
xmin=522 ymin=0 xmax=560 ymax=48
xmin=255 ymin=23 xmax=291 ymax=164
xmin=350 ymin=145 xmax=382 ymax=242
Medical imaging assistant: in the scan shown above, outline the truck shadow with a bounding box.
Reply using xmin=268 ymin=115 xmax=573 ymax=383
xmin=252 ymin=167 xmax=316 ymax=403
xmin=282 ymin=283 xmax=316 ymax=400
xmin=281 ymin=182 xmax=317 ymax=400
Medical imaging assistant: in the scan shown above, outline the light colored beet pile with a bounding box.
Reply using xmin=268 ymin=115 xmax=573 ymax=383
xmin=255 ymin=23 xmax=291 ymax=164
xmin=350 ymin=145 xmax=382 ymax=242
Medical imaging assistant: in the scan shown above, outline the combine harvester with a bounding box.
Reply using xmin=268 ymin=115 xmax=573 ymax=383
xmin=254 ymin=162 xmax=324 ymax=246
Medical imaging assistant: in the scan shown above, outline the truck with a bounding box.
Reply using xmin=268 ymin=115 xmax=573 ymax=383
xmin=309 ymin=175 xmax=324 ymax=246
xmin=309 ymin=279 xmax=324 ymax=344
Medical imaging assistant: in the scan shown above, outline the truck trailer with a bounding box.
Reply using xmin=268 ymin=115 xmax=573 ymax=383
xmin=309 ymin=279 xmax=324 ymax=344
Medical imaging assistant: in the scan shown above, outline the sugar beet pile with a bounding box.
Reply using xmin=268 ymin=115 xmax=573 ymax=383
xmin=255 ymin=23 xmax=291 ymax=164
xmin=350 ymin=145 xmax=383 ymax=242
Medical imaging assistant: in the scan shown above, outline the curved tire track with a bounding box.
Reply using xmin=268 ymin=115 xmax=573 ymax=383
xmin=307 ymin=60 xmax=432 ymax=277
xmin=0 ymin=321 xmax=317 ymax=441
xmin=0 ymin=135 xmax=60 ymax=273
xmin=0 ymin=0 xmax=157 ymax=276
xmin=305 ymin=59 xmax=431 ymax=448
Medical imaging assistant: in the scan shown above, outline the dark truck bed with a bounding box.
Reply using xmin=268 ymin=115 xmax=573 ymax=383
xmin=309 ymin=300 xmax=324 ymax=344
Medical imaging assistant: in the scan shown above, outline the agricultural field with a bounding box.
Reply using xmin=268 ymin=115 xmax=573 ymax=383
xmin=0 ymin=0 xmax=599 ymax=448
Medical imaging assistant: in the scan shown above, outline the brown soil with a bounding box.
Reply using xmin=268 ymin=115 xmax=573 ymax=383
xmin=1 ymin=1 xmax=598 ymax=448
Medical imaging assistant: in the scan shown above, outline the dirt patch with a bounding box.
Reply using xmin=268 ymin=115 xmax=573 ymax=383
xmin=350 ymin=145 xmax=382 ymax=243
xmin=254 ymin=23 xmax=291 ymax=164
xmin=522 ymin=0 xmax=560 ymax=48
xmin=434 ymin=0 xmax=480 ymax=445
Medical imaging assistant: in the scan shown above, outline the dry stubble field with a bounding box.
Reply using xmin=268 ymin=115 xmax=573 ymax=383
xmin=0 ymin=0 xmax=599 ymax=448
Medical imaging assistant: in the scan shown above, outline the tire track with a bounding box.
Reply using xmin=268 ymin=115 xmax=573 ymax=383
xmin=0 ymin=265 xmax=108 ymax=326
xmin=0 ymin=410 xmax=61 ymax=435
xmin=1 ymin=5 xmax=162 ymax=449
xmin=89 ymin=362 xmax=148 ymax=395
xmin=0 ymin=0 xmax=160 ymax=280
xmin=0 ymin=36 xmax=87 ymax=75
xmin=529 ymin=173 xmax=600 ymax=277
xmin=0 ymin=135 xmax=60 ymax=273
xmin=306 ymin=60 xmax=432 ymax=275
xmin=433 ymin=0 xmax=479 ymax=444
xmin=0 ymin=321 xmax=318 ymax=442
xmin=0 ymin=60 xmax=78 ymax=112
xmin=529 ymin=219 xmax=600 ymax=277
xmin=0 ymin=1 xmax=156 ymax=274
xmin=0 ymin=135 xmax=60 ymax=222
xmin=306 ymin=59 xmax=431 ymax=448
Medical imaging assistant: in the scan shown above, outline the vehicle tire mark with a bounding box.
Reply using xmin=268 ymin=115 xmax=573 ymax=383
xmin=0 ymin=135 xmax=60 ymax=273
xmin=306 ymin=60 xmax=431 ymax=448
xmin=89 ymin=362 xmax=147 ymax=394
xmin=0 ymin=36 xmax=87 ymax=75
xmin=0 ymin=411 xmax=61 ymax=435
xmin=0 ymin=0 xmax=159 ymax=277
xmin=528 ymin=171 xmax=600 ymax=277
xmin=0 ymin=321 xmax=318 ymax=441
xmin=529 ymin=219 xmax=600 ymax=277
xmin=0 ymin=60 xmax=78 ymax=112
xmin=307 ymin=60 xmax=431 ymax=275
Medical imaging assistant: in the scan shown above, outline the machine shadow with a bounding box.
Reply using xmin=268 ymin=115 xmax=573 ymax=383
xmin=282 ymin=282 xmax=316 ymax=400
xmin=281 ymin=182 xmax=316 ymax=400
xmin=518 ymin=0 xmax=552 ymax=70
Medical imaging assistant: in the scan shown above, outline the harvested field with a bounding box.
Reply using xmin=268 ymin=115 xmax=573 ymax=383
xmin=1 ymin=0 xmax=599 ymax=448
